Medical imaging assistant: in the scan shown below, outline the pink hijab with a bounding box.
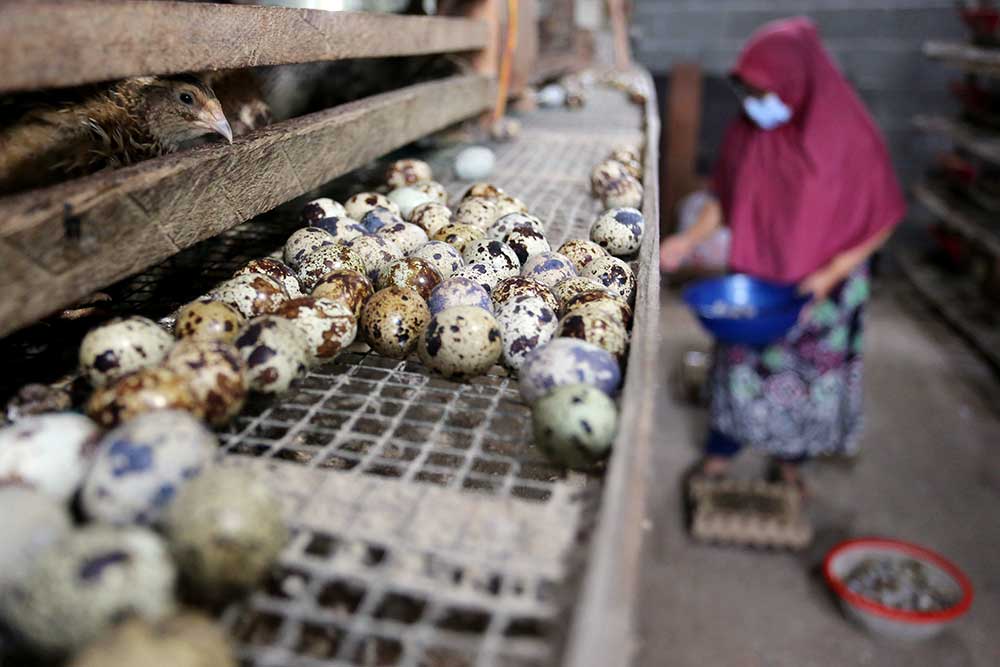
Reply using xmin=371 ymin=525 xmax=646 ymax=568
xmin=713 ymin=18 xmax=906 ymax=284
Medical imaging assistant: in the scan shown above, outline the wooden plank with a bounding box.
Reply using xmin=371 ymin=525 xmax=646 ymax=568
xmin=509 ymin=0 xmax=539 ymax=98
xmin=914 ymin=181 xmax=1000 ymax=257
xmin=924 ymin=40 xmax=1000 ymax=77
xmin=662 ymin=62 xmax=703 ymax=236
xmin=0 ymin=1 xmax=489 ymax=93
xmin=913 ymin=114 xmax=1000 ymax=166
xmin=0 ymin=75 xmax=495 ymax=337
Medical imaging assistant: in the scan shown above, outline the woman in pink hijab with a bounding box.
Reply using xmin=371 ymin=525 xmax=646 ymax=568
xmin=660 ymin=18 xmax=906 ymax=492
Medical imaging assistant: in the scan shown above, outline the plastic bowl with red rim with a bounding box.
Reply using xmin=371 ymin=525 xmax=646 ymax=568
xmin=823 ymin=538 xmax=973 ymax=640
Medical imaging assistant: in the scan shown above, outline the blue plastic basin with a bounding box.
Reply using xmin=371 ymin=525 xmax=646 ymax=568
xmin=682 ymin=274 xmax=811 ymax=346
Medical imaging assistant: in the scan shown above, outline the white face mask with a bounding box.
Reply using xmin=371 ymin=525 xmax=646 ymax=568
xmin=743 ymin=93 xmax=792 ymax=130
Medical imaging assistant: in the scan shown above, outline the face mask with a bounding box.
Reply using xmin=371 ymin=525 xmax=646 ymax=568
xmin=743 ymin=93 xmax=792 ymax=130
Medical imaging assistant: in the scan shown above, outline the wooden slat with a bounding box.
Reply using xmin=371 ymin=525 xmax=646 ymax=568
xmin=0 ymin=1 xmax=489 ymax=93
xmin=0 ymin=75 xmax=495 ymax=337
xmin=924 ymin=40 xmax=1000 ymax=77
xmin=913 ymin=114 xmax=1000 ymax=166
xmin=914 ymin=181 xmax=1000 ymax=257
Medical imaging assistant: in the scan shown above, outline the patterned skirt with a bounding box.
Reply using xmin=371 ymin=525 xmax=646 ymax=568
xmin=708 ymin=267 xmax=870 ymax=460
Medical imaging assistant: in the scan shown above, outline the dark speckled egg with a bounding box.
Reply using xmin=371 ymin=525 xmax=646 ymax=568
xmin=417 ymin=306 xmax=502 ymax=380
xmin=521 ymin=251 xmax=577 ymax=288
xmin=386 ymin=158 xmax=433 ymax=188
xmin=590 ymin=207 xmax=645 ymax=257
xmin=557 ymin=239 xmax=608 ymax=273
xmin=175 ymin=300 xmax=245 ymax=344
xmin=234 ymin=258 xmax=302 ymax=298
xmin=590 ymin=159 xmax=633 ymax=196
xmin=557 ymin=310 xmax=629 ymax=364
xmin=601 ymin=174 xmax=644 ymax=209
xmin=360 ymin=287 xmax=430 ymax=359
xmin=79 ymin=317 xmax=173 ymax=388
xmin=283 ymin=227 xmax=336 ymax=270
xmin=410 ymin=240 xmax=464 ymax=279
xmin=345 ymin=192 xmax=401 ymax=220
xmin=210 ymin=274 xmax=289 ymax=319
xmin=311 ymin=215 xmax=367 ymax=243
xmin=344 ymin=235 xmax=404 ymax=282
xmin=376 ymin=257 xmax=442 ymax=301
xmin=496 ymin=295 xmax=558 ymax=371
xmin=580 ymin=256 xmax=637 ymax=304
xmin=505 ymin=226 xmax=551 ymax=265
xmin=491 ymin=276 xmax=559 ymax=313
xmin=432 ymin=223 xmax=486 ymax=254
xmin=300 ymin=197 xmax=345 ymax=225
xmin=427 ymin=277 xmax=493 ymax=316
xmin=360 ymin=206 xmax=404 ymax=234
xmin=552 ymin=277 xmax=607 ymax=312
xmin=564 ymin=290 xmax=634 ymax=328
xmin=411 ymin=180 xmax=449 ymax=206
xmin=493 ymin=193 xmax=529 ymax=218
xmin=376 ymin=221 xmax=429 ymax=254
xmin=463 ymin=182 xmax=505 ymax=200
xmin=462 ymin=239 xmax=520 ymax=281
xmin=488 ymin=212 xmax=544 ymax=240
xmin=163 ymin=339 xmax=248 ymax=426
xmin=410 ymin=202 xmax=453 ymax=237
xmin=518 ymin=338 xmax=621 ymax=402
xmin=86 ymin=368 xmax=201 ymax=427
xmin=295 ymin=244 xmax=367 ymax=292
xmin=454 ymin=197 xmax=498 ymax=230
xmin=311 ymin=269 xmax=374 ymax=319
xmin=273 ymin=297 xmax=357 ymax=364
xmin=234 ymin=316 xmax=310 ymax=394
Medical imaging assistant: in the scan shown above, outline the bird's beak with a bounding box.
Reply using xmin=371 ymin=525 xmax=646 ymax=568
xmin=199 ymin=101 xmax=233 ymax=144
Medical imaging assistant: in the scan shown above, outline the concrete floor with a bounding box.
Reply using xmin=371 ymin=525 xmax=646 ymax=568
xmin=636 ymin=277 xmax=1000 ymax=667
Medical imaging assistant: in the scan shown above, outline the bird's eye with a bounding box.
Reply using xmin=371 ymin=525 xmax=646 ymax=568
xmin=179 ymin=92 xmax=194 ymax=105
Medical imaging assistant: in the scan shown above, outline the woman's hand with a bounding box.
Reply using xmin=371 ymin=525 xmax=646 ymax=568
xmin=660 ymin=234 xmax=694 ymax=273
xmin=798 ymin=264 xmax=842 ymax=301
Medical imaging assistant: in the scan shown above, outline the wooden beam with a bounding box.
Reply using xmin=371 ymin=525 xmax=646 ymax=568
xmin=0 ymin=2 xmax=489 ymax=93
xmin=0 ymin=75 xmax=495 ymax=337
xmin=509 ymin=0 xmax=539 ymax=99
xmin=662 ymin=62 xmax=703 ymax=237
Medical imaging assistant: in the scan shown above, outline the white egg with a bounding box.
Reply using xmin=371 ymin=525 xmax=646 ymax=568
xmin=0 ymin=413 xmax=100 ymax=501
xmin=0 ymin=488 xmax=72 ymax=592
xmin=79 ymin=317 xmax=173 ymax=387
xmin=388 ymin=186 xmax=435 ymax=220
xmin=454 ymin=146 xmax=496 ymax=181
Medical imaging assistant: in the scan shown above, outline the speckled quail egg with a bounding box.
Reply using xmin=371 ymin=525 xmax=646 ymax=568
xmin=311 ymin=269 xmax=374 ymax=319
xmin=79 ymin=316 xmax=173 ymax=387
xmin=301 ymin=197 xmax=346 ymax=225
xmin=344 ymin=191 xmax=401 ymax=220
xmin=491 ymin=276 xmax=560 ymax=313
xmin=0 ymin=526 xmax=176 ymax=655
xmin=0 ymin=488 xmax=71 ymax=593
xmin=5 ymin=383 xmax=73 ymax=423
xmin=581 ymin=255 xmax=637 ymax=304
xmin=69 ymin=613 xmax=235 ymax=667
xmin=496 ymin=295 xmax=558 ymax=371
xmin=86 ymin=368 xmax=200 ymax=427
xmin=564 ymin=290 xmax=634 ymax=328
xmin=532 ymin=384 xmax=617 ymax=469
xmin=506 ymin=226 xmax=552 ymax=264
xmin=387 ymin=187 xmax=434 ymax=220
xmin=283 ymin=226 xmax=336 ymax=270
xmin=519 ymin=338 xmax=622 ymax=402
xmin=234 ymin=257 xmax=302 ymax=297
xmin=454 ymin=146 xmax=496 ymax=181
xmin=602 ymin=174 xmax=644 ymax=209
xmin=558 ymin=310 xmax=629 ymax=363
xmin=386 ymin=158 xmax=433 ymax=188
xmin=590 ymin=159 xmax=633 ymax=196
xmin=361 ymin=287 xmax=430 ymax=358
xmin=463 ymin=182 xmax=505 ymax=200
xmin=344 ymin=234 xmax=404 ymax=282
xmin=360 ymin=205 xmax=404 ymax=234
xmin=274 ymin=297 xmax=357 ymax=364
xmin=311 ymin=215 xmax=367 ymax=243
xmin=376 ymin=257 xmax=442 ymax=301
xmin=418 ymin=306 xmax=502 ymax=379
xmin=377 ymin=221 xmax=429 ymax=254
xmin=210 ymin=273 xmax=289 ymax=318
xmin=163 ymin=339 xmax=248 ymax=426
xmin=432 ymin=222 xmax=486 ymax=253
xmin=491 ymin=116 xmax=522 ymax=142
xmin=428 ymin=277 xmax=493 ymax=316
xmin=552 ymin=277 xmax=607 ymax=310
xmin=295 ymin=243 xmax=367 ymax=292
xmin=454 ymin=197 xmax=498 ymax=230
xmin=164 ymin=467 xmax=287 ymax=600
xmin=81 ymin=410 xmax=216 ymax=525
xmin=410 ymin=202 xmax=453 ymax=237
xmin=557 ymin=238 xmax=608 ymax=273
xmin=0 ymin=413 xmax=99 ymax=501
xmin=234 ymin=316 xmax=310 ymax=393
xmin=488 ymin=211 xmax=544 ymax=240
xmin=493 ymin=193 xmax=529 ymax=218
xmin=451 ymin=261 xmax=503 ymax=294
xmin=462 ymin=239 xmax=520 ymax=281
xmin=409 ymin=240 xmax=464 ymax=279
xmin=521 ymin=251 xmax=577 ymax=287
xmin=607 ymin=147 xmax=642 ymax=178
xmin=590 ymin=207 xmax=645 ymax=256
xmin=411 ymin=180 xmax=449 ymax=206
xmin=175 ymin=300 xmax=245 ymax=344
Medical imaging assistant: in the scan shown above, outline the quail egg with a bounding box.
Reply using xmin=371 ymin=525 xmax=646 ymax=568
xmin=491 ymin=276 xmax=560 ymax=313
xmin=387 ymin=187 xmax=434 ymax=220
xmin=463 ymin=182 xmax=505 ymax=200
xmin=411 ymin=180 xmax=449 ymax=206
xmin=506 ymin=226 xmax=551 ymax=264
xmin=0 ymin=526 xmax=176 ymax=655
xmin=532 ymin=384 xmax=617 ymax=469
xmin=311 ymin=269 xmax=374 ymax=319
xmin=79 ymin=316 xmax=173 ymax=387
xmin=490 ymin=116 xmax=522 ymax=142
xmin=602 ymin=174 xmax=644 ymax=209
xmin=344 ymin=234 xmax=405 ymax=282
xmin=462 ymin=239 xmax=520 ymax=280
xmin=376 ymin=257 xmax=442 ymax=301
xmin=0 ymin=488 xmax=71 ymax=593
xmin=557 ymin=238 xmax=608 ymax=273
xmin=552 ymin=276 xmax=607 ymax=310
xmin=0 ymin=413 xmax=99 ymax=501
xmin=454 ymin=197 xmax=498 ymax=229
xmin=86 ymin=368 xmax=200 ymax=427
xmin=69 ymin=613 xmax=235 ymax=667
xmin=234 ymin=316 xmax=310 ymax=393
xmin=454 ymin=146 xmax=496 ymax=181
xmin=274 ymin=297 xmax=357 ymax=364
xmin=344 ymin=192 xmax=401 ymax=220
xmin=590 ymin=159 xmax=633 ymax=196
xmin=607 ymin=147 xmax=642 ymax=178
xmin=164 ymin=467 xmax=287 ymax=601
xmin=496 ymin=295 xmax=558 ymax=371
xmin=234 ymin=258 xmax=302 ymax=297
xmin=409 ymin=240 xmax=464 ymax=279
xmin=521 ymin=251 xmax=577 ymax=287
xmin=283 ymin=227 xmax=336 ymax=270
xmin=590 ymin=207 xmax=645 ymax=256
xmin=519 ymin=338 xmax=621 ymax=402
xmin=432 ymin=223 xmax=486 ymax=253
xmin=377 ymin=221 xmax=429 ymax=254
xmin=5 ymin=383 xmax=73 ymax=423
xmin=581 ymin=255 xmax=637 ymax=304
xmin=428 ymin=277 xmax=493 ymax=316
xmin=488 ymin=211 xmax=544 ymax=240
xmin=417 ymin=306 xmax=502 ymax=379
xmin=175 ymin=300 xmax=245 ymax=344
xmin=163 ymin=339 xmax=248 ymax=426
xmin=300 ymin=197 xmax=346 ymax=225
xmin=361 ymin=286 xmax=431 ymax=358
xmin=410 ymin=202 xmax=453 ymax=237
xmin=386 ymin=158 xmax=433 ymax=188
xmin=210 ymin=273 xmax=289 ymax=319
xmin=564 ymin=290 xmax=634 ymax=328
xmin=493 ymin=193 xmax=529 ymax=218
xmin=558 ymin=310 xmax=628 ymax=363
xmin=295 ymin=243 xmax=367 ymax=292
xmin=360 ymin=206 xmax=405 ymax=234
xmin=81 ymin=410 xmax=216 ymax=525
xmin=451 ymin=261 xmax=503 ymax=294
xmin=311 ymin=215 xmax=367 ymax=243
